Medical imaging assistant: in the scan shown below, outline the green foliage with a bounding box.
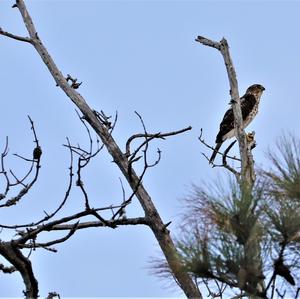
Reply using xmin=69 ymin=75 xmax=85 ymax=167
xmin=261 ymin=135 xmax=300 ymax=245
xmin=174 ymin=134 xmax=300 ymax=298
xmin=177 ymin=181 xmax=265 ymax=295
xmin=263 ymin=134 xmax=300 ymax=201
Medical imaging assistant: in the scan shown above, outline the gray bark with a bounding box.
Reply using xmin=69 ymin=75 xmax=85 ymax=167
xmin=9 ymin=1 xmax=202 ymax=298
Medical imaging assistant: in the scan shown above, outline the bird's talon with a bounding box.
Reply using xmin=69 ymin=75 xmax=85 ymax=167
xmin=246 ymin=132 xmax=255 ymax=143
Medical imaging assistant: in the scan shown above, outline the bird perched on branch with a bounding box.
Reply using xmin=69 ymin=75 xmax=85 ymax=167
xmin=209 ymin=84 xmax=265 ymax=163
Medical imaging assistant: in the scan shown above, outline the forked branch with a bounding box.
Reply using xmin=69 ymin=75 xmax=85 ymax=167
xmin=0 ymin=117 xmax=41 ymax=208
xmin=196 ymin=36 xmax=255 ymax=186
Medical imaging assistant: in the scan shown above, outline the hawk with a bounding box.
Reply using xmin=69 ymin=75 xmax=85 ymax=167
xmin=209 ymin=84 xmax=265 ymax=163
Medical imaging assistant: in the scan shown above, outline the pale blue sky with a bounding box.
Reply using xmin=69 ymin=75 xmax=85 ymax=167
xmin=0 ymin=0 xmax=300 ymax=297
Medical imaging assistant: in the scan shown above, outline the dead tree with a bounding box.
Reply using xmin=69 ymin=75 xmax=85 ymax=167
xmin=0 ymin=1 xmax=202 ymax=298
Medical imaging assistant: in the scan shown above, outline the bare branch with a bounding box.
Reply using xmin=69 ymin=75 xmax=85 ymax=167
xmin=34 ymin=137 xmax=74 ymax=222
xmin=20 ymin=222 xmax=80 ymax=249
xmin=200 ymin=133 xmax=241 ymax=179
xmin=222 ymin=140 xmax=241 ymax=180
xmin=111 ymin=181 xmax=133 ymax=220
xmin=0 ymin=136 xmax=11 ymax=198
xmin=28 ymin=116 xmax=40 ymax=148
xmin=3 ymin=1 xmax=202 ymax=297
xmin=50 ymin=217 xmax=149 ymax=231
xmin=0 ymin=137 xmax=74 ymax=229
xmin=275 ymin=288 xmax=286 ymax=299
xmin=126 ymin=123 xmax=191 ymax=157
xmin=0 ymin=27 xmax=32 ymax=43
xmin=199 ymin=128 xmax=240 ymax=162
xmin=0 ymin=242 xmax=38 ymax=298
xmin=0 ymin=117 xmax=41 ymax=208
xmin=195 ymin=36 xmax=221 ymax=50
xmin=9 ymin=164 xmax=34 ymax=187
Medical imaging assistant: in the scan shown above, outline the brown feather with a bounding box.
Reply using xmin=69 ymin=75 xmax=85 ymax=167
xmin=210 ymin=83 xmax=265 ymax=164
xmin=216 ymin=94 xmax=257 ymax=143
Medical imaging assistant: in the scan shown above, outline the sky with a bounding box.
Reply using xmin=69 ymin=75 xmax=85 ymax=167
xmin=0 ymin=0 xmax=300 ymax=297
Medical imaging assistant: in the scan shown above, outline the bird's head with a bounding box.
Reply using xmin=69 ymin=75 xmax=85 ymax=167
xmin=246 ymin=84 xmax=265 ymax=98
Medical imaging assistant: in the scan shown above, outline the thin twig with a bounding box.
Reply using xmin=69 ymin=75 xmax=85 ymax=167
xmin=0 ymin=27 xmax=32 ymax=43
xmin=199 ymin=128 xmax=240 ymax=162
xmin=0 ymin=117 xmax=41 ymax=208
xmin=126 ymin=126 xmax=192 ymax=157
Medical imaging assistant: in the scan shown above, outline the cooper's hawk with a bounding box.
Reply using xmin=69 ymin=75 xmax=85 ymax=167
xmin=209 ymin=84 xmax=265 ymax=163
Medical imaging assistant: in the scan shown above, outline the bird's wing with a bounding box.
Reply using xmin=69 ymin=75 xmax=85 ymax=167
xmin=215 ymin=94 xmax=257 ymax=143
xmin=216 ymin=108 xmax=234 ymax=143
xmin=240 ymin=94 xmax=257 ymax=120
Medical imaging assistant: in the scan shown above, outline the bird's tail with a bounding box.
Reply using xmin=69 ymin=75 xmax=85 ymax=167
xmin=209 ymin=143 xmax=222 ymax=164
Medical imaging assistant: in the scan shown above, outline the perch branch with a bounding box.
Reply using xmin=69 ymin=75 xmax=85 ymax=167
xmin=196 ymin=36 xmax=255 ymax=186
xmin=199 ymin=128 xmax=240 ymax=162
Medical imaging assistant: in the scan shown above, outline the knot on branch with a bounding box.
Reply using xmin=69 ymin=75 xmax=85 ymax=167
xmin=76 ymin=179 xmax=83 ymax=187
xmin=220 ymin=37 xmax=229 ymax=48
xmin=47 ymin=292 xmax=60 ymax=299
xmin=66 ymin=74 xmax=82 ymax=89
xmin=33 ymin=145 xmax=42 ymax=160
xmin=0 ymin=263 xmax=16 ymax=273
xmin=93 ymin=110 xmax=114 ymax=129
xmin=246 ymin=131 xmax=256 ymax=150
